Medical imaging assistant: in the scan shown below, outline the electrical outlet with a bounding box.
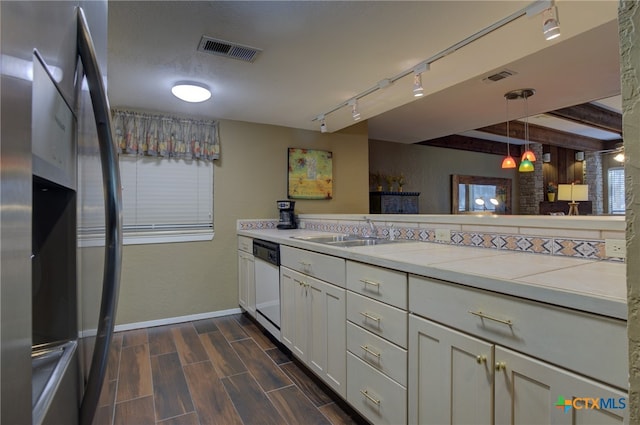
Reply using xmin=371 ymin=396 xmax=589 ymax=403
xmin=605 ymin=239 xmax=626 ymax=259
xmin=435 ymin=228 xmax=450 ymax=243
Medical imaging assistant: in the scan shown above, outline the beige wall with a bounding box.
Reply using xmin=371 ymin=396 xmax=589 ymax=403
xmin=369 ymin=139 xmax=520 ymax=214
xmin=110 ymin=119 xmax=369 ymax=326
xmin=620 ymin=0 xmax=639 ymax=418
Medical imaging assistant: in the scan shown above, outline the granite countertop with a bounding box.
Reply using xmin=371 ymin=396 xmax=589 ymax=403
xmin=238 ymin=228 xmax=627 ymax=320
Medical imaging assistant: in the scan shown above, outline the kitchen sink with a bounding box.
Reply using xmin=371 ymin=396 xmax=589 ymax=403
xmin=291 ymin=234 xmax=415 ymax=247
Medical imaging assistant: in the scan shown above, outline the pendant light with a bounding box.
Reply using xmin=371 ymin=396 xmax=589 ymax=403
xmin=519 ymin=89 xmax=536 ymax=165
xmin=501 ymin=94 xmax=516 ymax=169
xmin=504 ymin=89 xmax=536 ymax=173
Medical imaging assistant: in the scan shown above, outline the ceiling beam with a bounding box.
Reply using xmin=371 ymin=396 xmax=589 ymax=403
xmin=477 ymin=121 xmax=607 ymax=152
xmin=417 ymin=134 xmax=522 ymax=157
xmin=546 ymin=103 xmax=622 ymax=135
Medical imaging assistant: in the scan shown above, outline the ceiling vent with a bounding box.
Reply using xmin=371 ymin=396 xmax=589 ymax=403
xmin=197 ymin=36 xmax=262 ymax=63
xmin=482 ymin=69 xmax=517 ymax=83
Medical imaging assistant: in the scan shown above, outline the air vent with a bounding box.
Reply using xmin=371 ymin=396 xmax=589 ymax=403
xmin=198 ymin=36 xmax=262 ymax=63
xmin=482 ymin=69 xmax=517 ymax=83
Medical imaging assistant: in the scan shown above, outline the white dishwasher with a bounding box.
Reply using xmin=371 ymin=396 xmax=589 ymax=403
xmin=252 ymin=239 xmax=281 ymax=341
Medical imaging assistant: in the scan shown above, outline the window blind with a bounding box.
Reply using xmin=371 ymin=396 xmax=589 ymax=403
xmin=608 ymin=167 xmax=625 ymax=215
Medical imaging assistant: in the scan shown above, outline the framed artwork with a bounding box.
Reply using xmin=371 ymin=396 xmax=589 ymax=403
xmin=287 ymin=148 xmax=333 ymax=199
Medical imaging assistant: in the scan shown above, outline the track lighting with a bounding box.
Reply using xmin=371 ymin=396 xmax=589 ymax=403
xmin=349 ymin=99 xmax=361 ymax=121
xmin=413 ymin=74 xmax=424 ymax=97
xmin=542 ymin=6 xmax=561 ymax=40
xmin=412 ymin=63 xmax=428 ymax=97
xmin=318 ymin=115 xmax=328 ymax=133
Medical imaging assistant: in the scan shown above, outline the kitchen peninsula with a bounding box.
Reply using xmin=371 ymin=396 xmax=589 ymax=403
xmin=238 ymin=214 xmax=627 ymax=424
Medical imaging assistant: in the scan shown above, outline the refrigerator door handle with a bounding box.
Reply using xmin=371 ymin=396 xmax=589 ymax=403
xmin=76 ymin=7 xmax=123 ymax=425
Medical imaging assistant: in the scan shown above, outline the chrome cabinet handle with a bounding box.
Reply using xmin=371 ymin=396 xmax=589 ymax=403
xmin=299 ymin=261 xmax=311 ymax=266
xmin=360 ymin=279 xmax=380 ymax=288
xmin=359 ymin=311 xmax=381 ymax=322
xmin=468 ymin=310 xmax=513 ymax=326
xmin=476 ymin=355 xmax=487 ymax=364
xmin=360 ymin=389 xmax=381 ymax=405
xmin=495 ymin=361 xmax=507 ymax=371
xmin=360 ymin=345 xmax=381 ymax=358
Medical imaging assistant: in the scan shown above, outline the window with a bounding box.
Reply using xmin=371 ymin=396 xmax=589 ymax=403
xmin=78 ymin=154 xmax=213 ymax=246
xmin=608 ymin=167 xmax=625 ymax=215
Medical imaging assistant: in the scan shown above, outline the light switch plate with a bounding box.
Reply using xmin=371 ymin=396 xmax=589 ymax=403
xmin=605 ymin=239 xmax=626 ymax=259
xmin=435 ymin=228 xmax=450 ymax=243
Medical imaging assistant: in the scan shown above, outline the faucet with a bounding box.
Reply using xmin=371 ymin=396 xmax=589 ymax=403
xmin=365 ymin=217 xmax=377 ymax=238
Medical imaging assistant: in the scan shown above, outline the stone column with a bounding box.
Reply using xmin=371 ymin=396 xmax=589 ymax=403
xmin=619 ymin=0 xmax=639 ymax=419
xmin=518 ymin=143 xmax=544 ymax=215
xmin=585 ymin=152 xmax=603 ymax=215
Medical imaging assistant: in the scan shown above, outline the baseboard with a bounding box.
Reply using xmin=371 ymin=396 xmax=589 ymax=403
xmin=78 ymin=307 xmax=242 ymax=338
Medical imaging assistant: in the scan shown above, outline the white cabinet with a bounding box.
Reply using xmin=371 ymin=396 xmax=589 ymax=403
xmin=280 ymin=265 xmax=346 ymax=397
xmin=237 ymin=236 xmax=255 ymax=317
xmin=409 ymin=315 xmax=493 ymax=425
xmin=409 ymin=274 xmax=629 ymax=425
xmin=346 ymin=261 xmax=408 ymax=425
xmin=494 ymin=346 xmax=627 ymax=424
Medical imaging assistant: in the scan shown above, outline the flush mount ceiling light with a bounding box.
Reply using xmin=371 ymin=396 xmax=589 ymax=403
xmin=171 ymin=82 xmax=211 ymax=103
xmin=542 ymin=5 xmax=561 ymax=40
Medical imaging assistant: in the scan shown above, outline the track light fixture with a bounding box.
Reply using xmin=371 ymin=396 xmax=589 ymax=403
xmin=412 ymin=63 xmax=428 ymax=97
xmin=349 ymin=99 xmax=361 ymax=121
xmin=318 ymin=115 xmax=327 ymax=133
xmin=542 ymin=5 xmax=561 ymax=40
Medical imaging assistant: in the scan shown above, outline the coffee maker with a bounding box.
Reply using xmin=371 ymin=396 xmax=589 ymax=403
xmin=277 ymin=200 xmax=297 ymax=229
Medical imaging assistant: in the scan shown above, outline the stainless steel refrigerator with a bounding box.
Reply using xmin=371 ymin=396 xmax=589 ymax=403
xmin=1 ymin=2 xmax=122 ymax=424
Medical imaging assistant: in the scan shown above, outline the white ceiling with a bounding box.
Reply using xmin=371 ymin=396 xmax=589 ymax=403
xmin=107 ymin=1 xmax=621 ymax=145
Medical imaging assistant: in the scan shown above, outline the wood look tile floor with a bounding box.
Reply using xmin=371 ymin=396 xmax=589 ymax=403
xmin=94 ymin=313 xmax=366 ymax=425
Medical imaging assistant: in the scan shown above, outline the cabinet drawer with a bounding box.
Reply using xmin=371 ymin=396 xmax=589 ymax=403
xmin=409 ymin=275 xmax=628 ymax=389
xmin=346 ymin=261 xmax=407 ymax=309
xmin=347 ymin=321 xmax=407 ymax=387
xmin=238 ymin=235 xmax=252 ymax=253
xmin=347 ymin=291 xmax=407 ymax=348
xmin=347 ymin=352 xmax=407 ymax=425
xmin=281 ymin=245 xmax=346 ymax=287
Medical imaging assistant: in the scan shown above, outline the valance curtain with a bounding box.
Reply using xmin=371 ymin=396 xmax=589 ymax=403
xmin=111 ymin=109 xmax=220 ymax=160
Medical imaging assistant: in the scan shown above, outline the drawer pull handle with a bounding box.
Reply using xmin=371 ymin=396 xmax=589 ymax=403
xmin=495 ymin=361 xmax=507 ymax=371
xmin=360 ymin=389 xmax=381 ymax=405
xmin=360 ymin=345 xmax=381 ymax=358
xmin=294 ymin=278 xmax=304 ymax=286
xmin=468 ymin=310 xmax=512 ymax=326
xmin=359 ymin=311 xmax=381 ymax=322
xmin=360 ymin=279 xmax=380 ymax=288
xmin=299 ymin=261 xmax=311 ymax=266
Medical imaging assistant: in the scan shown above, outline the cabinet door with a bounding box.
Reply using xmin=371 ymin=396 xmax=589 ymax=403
xmin=494 ymin=346 xmax=628 ymax=425
xmin=308 ymin=277 xmax=346 ymax=398
xmin=409 ymin=315 xmax=493 ymax=425
xmin=237 ymin=251 xmax=255 ymax=317
xmin=280 ymin=267 xmax=296 ymax=351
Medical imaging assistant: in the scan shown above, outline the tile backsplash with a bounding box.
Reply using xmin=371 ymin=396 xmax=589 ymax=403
xmin=238 ymin=217 xmax=623 ymax=262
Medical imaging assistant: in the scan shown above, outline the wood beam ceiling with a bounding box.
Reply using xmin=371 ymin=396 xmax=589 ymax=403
xmin=416 ymin=102 xmax=622 ymax=154
xmin=546 ymin=103 xmax=622 ymax=135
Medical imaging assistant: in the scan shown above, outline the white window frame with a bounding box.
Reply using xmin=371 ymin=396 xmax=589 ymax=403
xmin=607 ymin=167 xmax=625 ymax=215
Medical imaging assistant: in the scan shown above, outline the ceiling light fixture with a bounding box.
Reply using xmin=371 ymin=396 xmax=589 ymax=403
xmin=542 ymin=5 xmax=561 ymax=40
xmin=318 ymin=115 xmax=328 ymax=133
xmin=171 ymin=82 xmax=211 ymax=103
xmin=412 ymin=63 xmax=429 ymax=97
xmin=503 ymin=88 xmax=537 ymax=172
xmin=614 ymin=152 xmax=625 ymax=162
xmin=501 ymin=93 xmax=517 ymax=169
xmin=349 ymin=99 xmax=361 ymax=121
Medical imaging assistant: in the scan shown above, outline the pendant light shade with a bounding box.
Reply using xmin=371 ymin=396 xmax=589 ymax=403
xmin=519 ymin=158 xmax=534 ymax=172
xmin=502 ymin=155 xmax=517 ymax=169
xmin=521 ymin=150 xmax=537 ymax=162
